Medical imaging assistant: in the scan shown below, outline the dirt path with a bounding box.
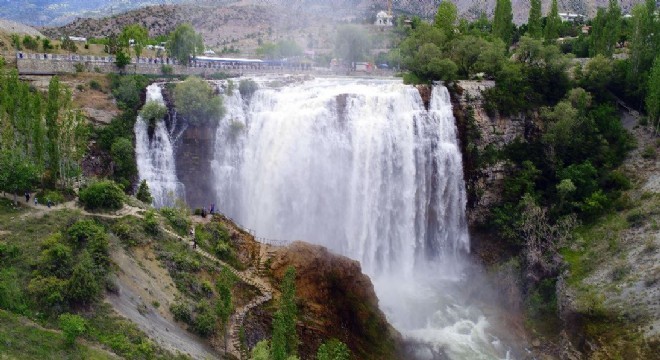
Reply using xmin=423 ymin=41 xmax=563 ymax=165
xmin=160 ymin=227 xmax=275 ymax=359
xmin=3 ymin=192 xmax=278 ymax=358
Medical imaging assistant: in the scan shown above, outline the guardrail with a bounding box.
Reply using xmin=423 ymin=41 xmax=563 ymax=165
xmin=212 ymin=212 xmax=292 ymax=248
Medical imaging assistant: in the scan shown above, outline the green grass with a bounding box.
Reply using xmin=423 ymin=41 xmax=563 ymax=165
xmin=0 ymin=309 xmax=116 ymax=360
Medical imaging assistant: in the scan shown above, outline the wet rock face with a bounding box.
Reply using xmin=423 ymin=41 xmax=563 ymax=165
xmin=269 ymin=241 xmax=401 ymax=360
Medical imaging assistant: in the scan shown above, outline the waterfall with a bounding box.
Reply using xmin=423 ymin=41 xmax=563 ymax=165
xmin=135 ymin=83 xmax=185 ymax=208
xmin=212 ymin=78 xmax=511 ymax=359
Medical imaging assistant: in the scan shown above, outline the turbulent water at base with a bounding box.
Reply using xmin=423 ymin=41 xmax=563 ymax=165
xmin=135 ymin=84 xmax=185 ymax=208
xmin=211 ymin=78 xmax=513 ymax=359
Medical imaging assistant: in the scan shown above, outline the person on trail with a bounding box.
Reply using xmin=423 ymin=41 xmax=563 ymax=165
xmin=201 ymin=206 xmax=207 ymax=218
xmin=210 ymin=203 xmax=215 ymax=215
xmin=190 ymin=227 xmax=196 ymax=249
xmin=47 ymin=199 xmax=51 ymax=208
xmin=34 ymin=197 xmax=38 ymax=206
xmin=25 ymin=191 xmax=30 ymax=202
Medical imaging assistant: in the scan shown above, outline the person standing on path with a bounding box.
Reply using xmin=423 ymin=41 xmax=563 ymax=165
xmin=34 ymin=197 xmax=38 ymax=206
xmin=24 ymin=191 xmax=30 ymax=202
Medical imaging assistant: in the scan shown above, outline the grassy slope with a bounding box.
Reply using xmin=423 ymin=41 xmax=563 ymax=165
xmin=0 ymin=309 xmax=116 ymax=360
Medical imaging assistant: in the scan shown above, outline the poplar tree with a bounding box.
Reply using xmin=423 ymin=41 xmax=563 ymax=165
xmin=527 ymin=0 xmax=543 ymax=39
xmin=544 ymin=0 xmax=561 ymax=41
xmin=45 ymin=76 xmax=60 ymax=183
xmin=493 ymin=0 xmax=513 ymax=45
xmin=647 ymin=57 xmax=660 ymax=134
xmin=271 ymin=267 xmax=298 ymax=360
xmin=434 ymin=1 xmax=458 ymax=39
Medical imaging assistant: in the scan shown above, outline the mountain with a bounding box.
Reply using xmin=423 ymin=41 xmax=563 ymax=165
xmin=2 ymin=0 xmax=649 ymax=27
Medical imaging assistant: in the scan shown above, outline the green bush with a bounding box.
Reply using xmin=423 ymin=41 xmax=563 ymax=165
xmin=143 ymin=209 xmax=159 ymax=235
xmin=89 ymin=80 xmax=102 ymax=91
xmin=173 ymin=76 xmax=224 ymax=125
xmin=170 ymin=302 xmax=192 ymax=323
xmin=66 ymin=251 xmax=102 ymax=305
xmin=0 ymin=268 xmax=27 ymax=313
xmin=161 ymin=64 xmax=173 ymax=75
xmin=238 ymin=79 xmax=258 ymax=100
xmin=36 ymin=190 xmax=66 ymax=204
xmin=160 ymin=206 xmax=190 ymax=236
xmin=317 ymin=339 xmax=351 ymax=360
xmin=78 ymin=180 xmax=125 ymax=211
xmin=139 ymin=100 xmax=167 ymax=128
xmin=112 ymin=216 xmax=147 ymax=247
xmin=193 ymin=301 xmax=217 ymax=337
xmin=74 ymin=63 xmax=85 ymax=73
xmin=59 ymin=313 xmax=87 ymax=346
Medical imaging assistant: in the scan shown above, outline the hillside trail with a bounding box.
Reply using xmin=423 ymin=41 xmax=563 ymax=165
xmin=2 ymin=191 xmax=275 ymax=359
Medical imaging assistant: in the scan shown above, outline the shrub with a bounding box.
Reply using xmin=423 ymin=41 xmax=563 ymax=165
xmin=112 ymin=216 xmax=147 ymax=246
xmin=161 ymin=64 xmax=173 ymax=75
xmin=66 ymin=251 xmax=102 ymax=305
xmin=136 ymin=180 xmax=153 ymax=204
xmin=59 ymin=313 xmax=87 ymax=346
xmin=74 ymin=63 xmax=85 ymax=73
xmin=193 ymin=301 xmax=217 ymax=337
xmin=317 ymin=339 xmax=351 ymax=360
xmin=238 ymin=79 xmax=258 ymax=100
xmin=37 ymin=190 xmax=65 ymax=204
xmin=89 ymin=80 xmax=102 ymax=91
xmin=160 ymin=206 xmax=190 ymax=236
xmin=115 ymin=51 xmax=131 ymax=69
xmin=170 ymin=302 xmax=192 ymax=323
xmin=110 ymin=137 xmax=137 ymax=185
xmin=143 ymin=209 xmax=159 ymax=235
xmin=0 ymin=268 xmax=27 ymax=313
xmin=79 ymin=180 xmax=124 ymax=211
xmin=173 ymin=76 xmax=224 ymax=125
xmin=641 ymin=145 xmax=656 ymax=159
xmin=139 ymin=100 xmax=167 ymax=127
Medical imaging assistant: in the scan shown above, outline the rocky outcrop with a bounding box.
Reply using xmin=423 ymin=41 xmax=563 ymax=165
xmin=268 ymin=241 xmax=401 ymax=360
xmin=450 ymin=80 xmax=532 ymax=228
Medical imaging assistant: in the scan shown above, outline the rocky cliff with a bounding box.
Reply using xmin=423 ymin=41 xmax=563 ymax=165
xmin=267 ymin=241 xmax=400 ymax=360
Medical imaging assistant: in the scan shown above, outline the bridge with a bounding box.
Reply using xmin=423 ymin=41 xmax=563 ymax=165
xmin=14 ymin=51 xmax=396 ymax=78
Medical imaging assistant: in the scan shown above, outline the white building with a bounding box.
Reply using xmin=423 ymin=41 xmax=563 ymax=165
xmin=558 ymin=12 xmax=584 ymax=22
xmin=375 ymin=11 xmax=393 ymax=26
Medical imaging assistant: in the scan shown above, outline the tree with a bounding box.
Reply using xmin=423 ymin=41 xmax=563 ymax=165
xmin=434 ymin=1 xmax=458 ymax=39
xmin=590 ymin=0 xmax=621 ymax=56
xmin=334 ymin=25 xmax=372 ymax=64
xmin=492 ymin=0 xmax=513 ymax=45
xmin=111 ymin=137 xmax=137 ymax=187
xmin=136 ymin=180 xmax=154 ymax=204
xmin=271 ymin=267 xmax=298 ymax=360
xmin=167 ymin=24 xmax=204 ymax=65
xmin=140 ymin=100 xmax=167 ymax=127
xmin=544 ymin=0 xmax=561 ymax=41
xmin=78 ymin=180 xmax=125 ymax=211
xmin=316 ymin=339 xmax=351 ymax=360
xmin=173 ymin=76 xmax=224 ymax=125
xmin=647 ymin=56 xmax=660 ymax=133
xmin=0 ymin=150 xmax=38 ymax=204
xmin=59 ymin=313 xmax=87 ymax=346
xmin=45 ymin=76 xmax=60 ymax=184
xmin=216 ymin=277 xmax=233 ymax=350
xmin=527 ymin=0 xmax=543 ymax=39
xmin=628 ymin=0 xmax=660 ymax=100
xmin=66 ymin=251 xmax=102 ymax=305
xmin=120 ymin=24 xmax=148 ymax=58
xmin=251 ymin=340 xmax=271 ymax=360
xmin=115 ymin=50 xmax=131 ymax=69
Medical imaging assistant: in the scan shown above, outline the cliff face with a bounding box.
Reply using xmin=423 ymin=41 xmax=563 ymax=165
xmin=268 ymin=241 xmax=400 ymax=360
xmin=450 ymin=81 xmax=532 ymax=229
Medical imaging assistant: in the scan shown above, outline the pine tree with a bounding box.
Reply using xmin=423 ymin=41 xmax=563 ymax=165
xmin=493 ymin=0 xmax=513 ymax=45
xmin=544 ymin=0 xmax=561 ymax=41
xmin=136 ymin=180 xmax=154 ymax=204
xmin=527 ymin=0 xmax=542 ymax=38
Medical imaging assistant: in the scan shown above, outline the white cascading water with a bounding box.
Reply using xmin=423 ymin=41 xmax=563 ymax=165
xmin=135 ymin=83 xmax=185 ymax=208
xmin=211 ymin=78 xmax=512 ymax=359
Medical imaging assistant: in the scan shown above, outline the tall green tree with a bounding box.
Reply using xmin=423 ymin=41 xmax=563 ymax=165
xmin=527 ymin=0 xmax=543 ymax=38
xmin=334 ymin=25 xmax=372 ymax=64
xmin=167 ymin=24 xmax=204 ymax=65
xmin=628 ymin=0 xmax=659 ymax=90
xmin=590 ymin=0 xmax=621 ymax=56
xmin=0 ymin=149 xmax=38 ymax=204
xmin=45 ymin=76 xmax=60 ymax=184
xmin=271 ymin=267 xmax=298 ymax=360
xmin=647 ymin=56 xmax=660 ymax=133
xmin=544 ymin=0 xmax=561 ymax=41
xmin=493 ymin=0 xmax=513 ymax=45
xmin=434 ymin=1 xmax=458 ymax=39
xmin=120 ymin=24 xmax=149 ymax=58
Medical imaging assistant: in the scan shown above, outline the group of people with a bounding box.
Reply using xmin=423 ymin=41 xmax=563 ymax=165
xmin=24 ymin=191 xmax=54 ymax=208
xmin=200 ymin=203 xmax=216 ymax=218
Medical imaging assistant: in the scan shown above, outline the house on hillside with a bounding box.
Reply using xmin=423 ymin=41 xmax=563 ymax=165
xmin=375 ymin=11 xmax=393 ymax=27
